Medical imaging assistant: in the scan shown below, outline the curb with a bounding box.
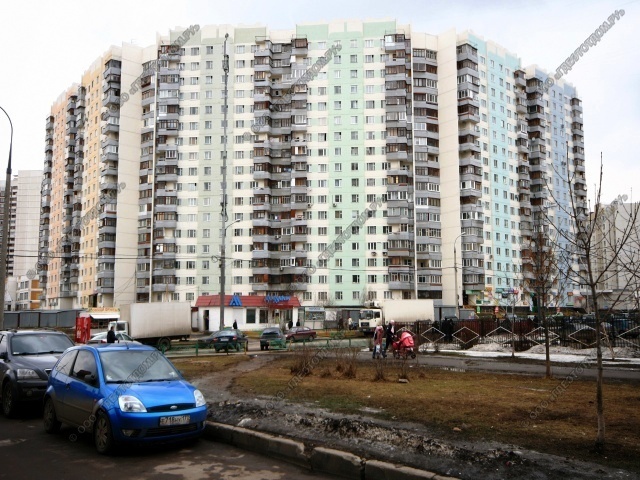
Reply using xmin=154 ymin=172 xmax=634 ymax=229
xmin=204 ymin=421 xmax=307 ymax=468
xmin=205 ymin=421 xmax=460 ymax=480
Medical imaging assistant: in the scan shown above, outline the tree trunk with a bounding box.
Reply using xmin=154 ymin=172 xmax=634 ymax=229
xmin=542 ymin=310 xmax=551 ymax=378
xmin=593 ymin=288 xmax=605 ymax=452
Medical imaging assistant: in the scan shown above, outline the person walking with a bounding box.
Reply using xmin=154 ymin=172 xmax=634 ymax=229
xmin=107 ymin=326 xmax=116 ymax=344
xmin=384 ymin=320 xmax=395 ymax=357
xmin=232 ymin=320 xmax=238 ymax=330
xmin=372 ymin=323 xmax=385 ymax=359
xmin=444 ymin=318 xmax=454 ymax=342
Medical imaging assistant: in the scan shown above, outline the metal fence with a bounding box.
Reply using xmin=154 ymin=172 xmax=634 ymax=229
xmin=394 ymin=317 xmax=640 ymax=352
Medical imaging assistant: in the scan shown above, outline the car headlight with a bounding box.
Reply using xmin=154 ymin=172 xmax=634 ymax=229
xmin=194 ymin=389 xmax=206 ymax=407
xmin=16 ymin=369 xmax=39 ymax=380
xmin=118 ymin=395 xmax=147 ymax=413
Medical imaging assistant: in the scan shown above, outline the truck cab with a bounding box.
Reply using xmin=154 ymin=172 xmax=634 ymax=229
xmin=358 ymin=308 xmax=383 ymax=335
xmin=109 ymin=320 xmax=129 ymax=336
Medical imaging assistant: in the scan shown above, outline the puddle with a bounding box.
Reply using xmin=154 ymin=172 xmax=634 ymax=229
xmin=359 ymin=407 xmax=385 ymax=414
xmin=430 ymin=366 xmax=467 ymax=373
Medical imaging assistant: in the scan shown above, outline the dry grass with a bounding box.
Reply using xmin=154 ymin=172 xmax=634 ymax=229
xmin=290 ymin=346 xmax=316 ymax=376
xmin=231 ymin=357 xmax=640 ymax=472
xmin=372 ymin=357 xmax=386 ymax=381
xmin=171 ymin=355 xmax=250 ymax=377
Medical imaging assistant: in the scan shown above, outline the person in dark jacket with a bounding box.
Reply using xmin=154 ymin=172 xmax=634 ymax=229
xmin=384 ymin=320 xmax=395 ymax=356
xmin=443 ymin=318 xmax=454 ymax=342
xmin=107 ymin=326 xmax=116 ymax=344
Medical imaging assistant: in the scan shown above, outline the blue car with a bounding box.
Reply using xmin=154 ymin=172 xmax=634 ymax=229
xmin=43 ymin=343 xmax=207 ymax=454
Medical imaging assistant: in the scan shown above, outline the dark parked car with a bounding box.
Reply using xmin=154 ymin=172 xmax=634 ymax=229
xmin=610 ymin=316 xmax=639 ymax=338
xmin=197 ymin=329 xmax=248 ymax=352
xmin=558 ymin=322 xmax=614 ymax=345
xmin=88 ymin=332 xmax=139 ymax=344
xmin=285 ymin=326 xmax=317 ymax=342
xmin=0 ymin=329 xmax=75 ymax=417
xmin=260 ymin=327 xmax=285 ymax=351
xmin=44 ymin=343 xmax=207 ymax=454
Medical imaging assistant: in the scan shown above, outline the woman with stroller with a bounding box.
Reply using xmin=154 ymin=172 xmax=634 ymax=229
xmin=392 ymin=330 xmax=416 ymax=358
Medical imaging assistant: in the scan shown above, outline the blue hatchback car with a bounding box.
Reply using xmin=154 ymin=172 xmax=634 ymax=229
xmin=43 ymin=343 xmax=207 ymax=454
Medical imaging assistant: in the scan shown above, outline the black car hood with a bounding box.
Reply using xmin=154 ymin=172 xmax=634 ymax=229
xmin=9 ymin=353 xmax=62 ymax=372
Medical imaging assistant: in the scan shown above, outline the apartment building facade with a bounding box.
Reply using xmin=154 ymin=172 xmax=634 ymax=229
xmin=0 ymin=170 xmax=43 ymax=310
xmin=39 ymin=20 xmax=587 ymax=313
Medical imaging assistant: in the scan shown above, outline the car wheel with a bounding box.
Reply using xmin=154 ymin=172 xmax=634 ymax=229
xmin=43 ymin=398 xmax=61 ymax=434
xmin=310 ymin=335 xmax=316 ymax=341
xmin=2 ymin=382 xmax=18 ymax=418
xmin=157 ymin=338 xmax=171 ymax=352
xmin=94 ymin=410 xmax=115 ymax=455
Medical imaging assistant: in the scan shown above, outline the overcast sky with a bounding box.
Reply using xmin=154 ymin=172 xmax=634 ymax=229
xmin=0 ymin=0 xmax=636 ymax=204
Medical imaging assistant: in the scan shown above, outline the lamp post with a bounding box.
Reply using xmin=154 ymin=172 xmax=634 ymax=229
xmin=453 ymin=233 xmax=467 ymax=319
xmin=218 ymin=218 xmax=240 ymax=330
xmin=0 ymin=106 xmax=13 ymax=330
xmin=219 ymin=33 xmax=230 ymax=330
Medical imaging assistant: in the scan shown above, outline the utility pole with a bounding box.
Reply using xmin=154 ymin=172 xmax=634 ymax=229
xmin=0 ymin=106 xmax=13 ymax=330
xmin=453 ymin=233 xmax=466 ymax=319
xmin=454 ymin=241 xmax=459 ymax=320
xmin=219 ymin=33 xmax=230 ymax=330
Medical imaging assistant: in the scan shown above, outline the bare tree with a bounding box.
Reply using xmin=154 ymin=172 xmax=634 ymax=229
xmin=522 ymin=224 xmax=561 ymax=377
xmin=546 ymin=158 xmax=640 ymax=451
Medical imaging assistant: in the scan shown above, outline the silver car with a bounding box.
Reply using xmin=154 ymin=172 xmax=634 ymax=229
xmin=87 ymin=332 xmax=139 ymax=344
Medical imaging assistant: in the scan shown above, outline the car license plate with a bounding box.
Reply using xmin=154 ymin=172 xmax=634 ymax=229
xmin=159 ymin=415 xmax=190 ymax=426
xmin=220 ymin=338 xmax=228 ymax=341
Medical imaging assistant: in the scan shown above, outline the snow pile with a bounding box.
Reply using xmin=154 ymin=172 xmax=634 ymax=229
xmin=526 ymin=344 xmax=640 ymax=359
xmin=608 ymin=346 xmax=640 ymax=359
xmin=469 ymin=343 xmax=512 ymax=353
xmin=527 ymin=345 xmax=579 ymax=355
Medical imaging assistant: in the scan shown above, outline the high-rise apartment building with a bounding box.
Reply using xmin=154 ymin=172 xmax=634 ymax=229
xmin=39 ymin=21 xmax=587 ymax=312
xmin=0 ymin=170 xmax=44 ymax=310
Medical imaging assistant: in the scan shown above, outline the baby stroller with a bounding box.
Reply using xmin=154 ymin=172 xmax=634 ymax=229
xmin=392 ymin=331 xmax=416 ymax=359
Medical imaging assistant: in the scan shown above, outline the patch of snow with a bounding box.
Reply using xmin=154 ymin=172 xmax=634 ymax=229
xmin=442 ymin=345 xmax=640 ymax=364
xmin=469 ymin=343 xmax=512 ymax=353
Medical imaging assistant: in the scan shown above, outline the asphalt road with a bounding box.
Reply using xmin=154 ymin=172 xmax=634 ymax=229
xmin=0 ymin=409 xmax=333 ymax=480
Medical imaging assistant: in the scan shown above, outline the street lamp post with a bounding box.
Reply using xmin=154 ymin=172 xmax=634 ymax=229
xmin=453 ymin=233 xmax=467 ymax=319
xmin=219 ymin=33 xmax=230 ymax=331
xmin=0 ymin=106 xmax=13 ymax=330
xmin=218 ymin=218 xmax=240 ymax=330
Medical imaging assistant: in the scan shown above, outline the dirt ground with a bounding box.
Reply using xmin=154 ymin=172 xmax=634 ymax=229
xmin=187 ymin=354 xmax=639 ymax=480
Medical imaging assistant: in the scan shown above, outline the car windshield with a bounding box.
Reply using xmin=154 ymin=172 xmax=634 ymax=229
xmin=10 ymin=334 xmax=73 ymax=355
xmin=262 ymin=328 xmax=280 ymax=335
xmin=99 ymin=350 xmax=181 ymax=383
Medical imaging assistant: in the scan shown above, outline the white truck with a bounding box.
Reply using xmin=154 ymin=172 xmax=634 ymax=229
xmin=358 ymin=300 xmax=435 ymax=335
xmin=110 ymin=302 xmax=193 ymax=350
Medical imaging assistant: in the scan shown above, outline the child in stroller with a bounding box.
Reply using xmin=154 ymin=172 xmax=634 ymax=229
xmin=392 ymin=331 xmax=416 ymax=359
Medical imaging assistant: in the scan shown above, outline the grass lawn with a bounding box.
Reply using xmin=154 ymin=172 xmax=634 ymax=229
xmin=172 ymin=355 xmax=250 ymax=377
xmin=230 ymin=354 xmax=640 ymax=472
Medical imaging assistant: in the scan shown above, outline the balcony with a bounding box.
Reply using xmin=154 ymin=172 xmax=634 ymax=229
xmin=102 ymin=123 xmax=119 ymax=135
xmin=389 ymin=281 xmax=415 ymax=291
xmin=104 ymin=64 xmax=121 ymax=78
xmin=571 ymin=122 xmax=583 ymax=135
xmin=102 ymin=92 xmax=121 ymax=107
